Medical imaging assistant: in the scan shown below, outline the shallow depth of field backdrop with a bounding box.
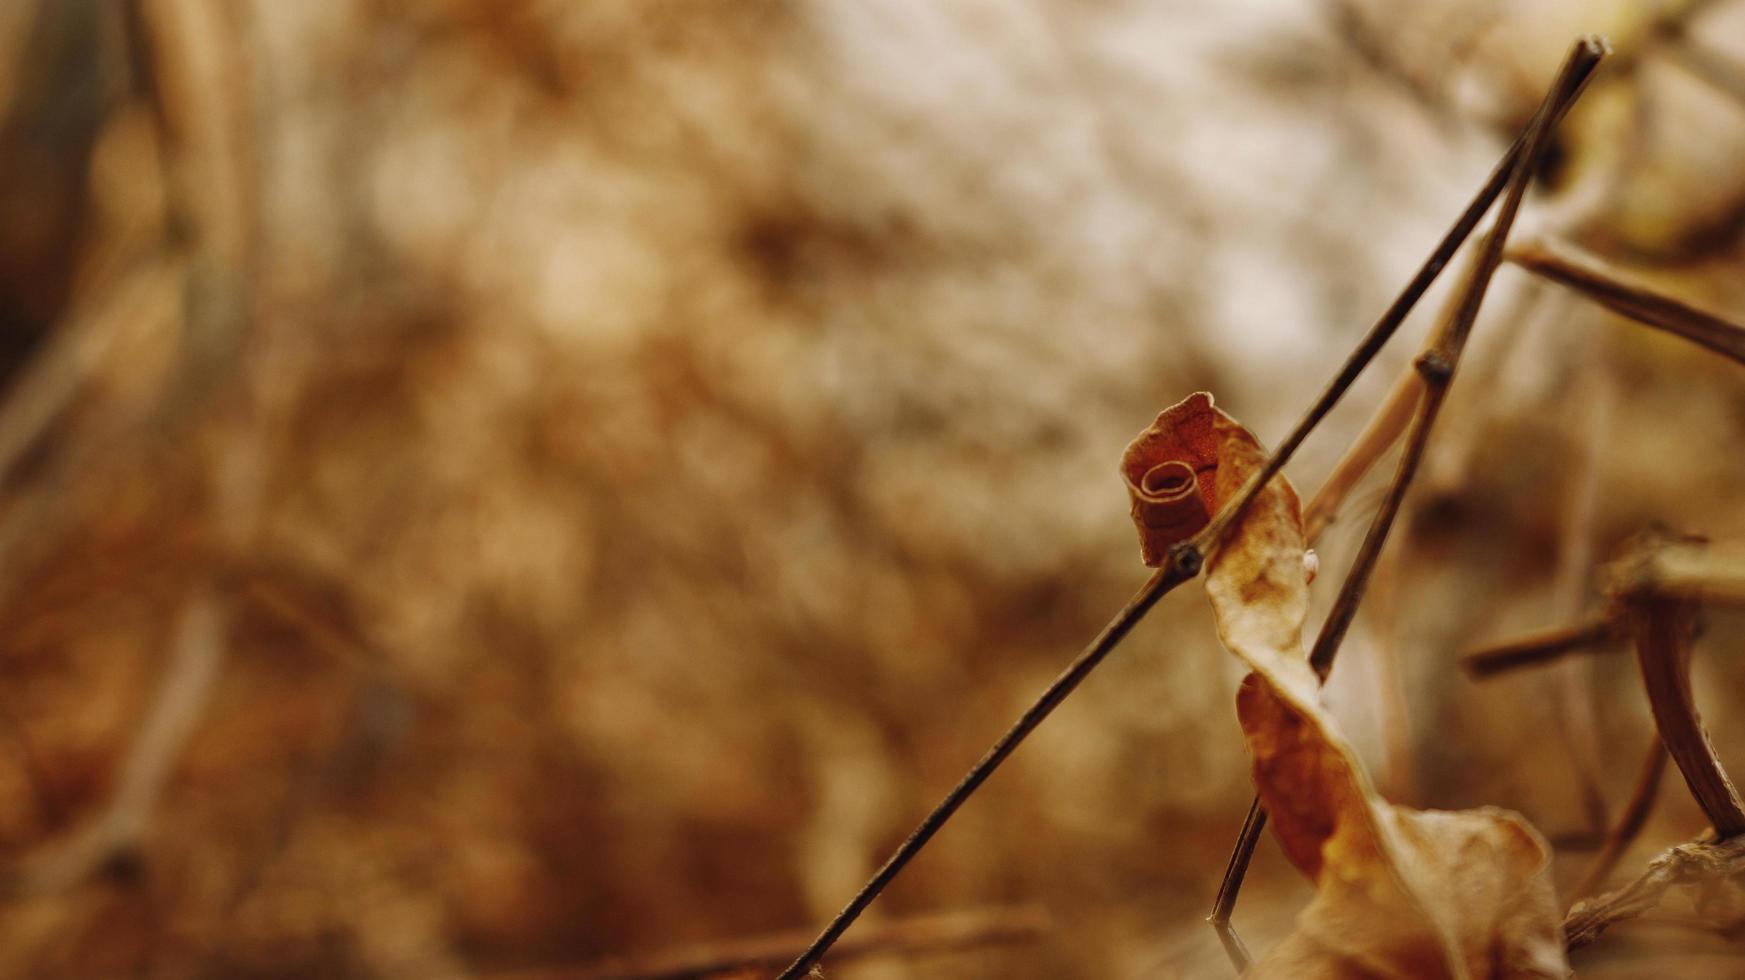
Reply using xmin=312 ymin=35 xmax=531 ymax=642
xmin=0 ymin=1 xmax=1744 ymax=978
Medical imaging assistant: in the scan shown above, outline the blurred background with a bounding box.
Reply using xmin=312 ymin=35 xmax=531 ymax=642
xmin=0 ymin=1 xmax=1743 ymax=977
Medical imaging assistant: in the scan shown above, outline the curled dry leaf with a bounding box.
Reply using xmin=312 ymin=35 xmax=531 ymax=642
xmin=1121 ymin=392 xmax=1221 ymax=566
xmin=1124 ymin=393 xmax=1568 ymax=978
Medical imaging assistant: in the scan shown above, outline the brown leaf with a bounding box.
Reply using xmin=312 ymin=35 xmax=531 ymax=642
xmin=1120 ymin=391 xmax=1222 ymax=566
xmin=1131 ymin=394 xmax=1569 ymax=978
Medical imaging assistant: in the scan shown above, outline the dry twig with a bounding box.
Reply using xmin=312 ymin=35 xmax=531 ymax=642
xmin=1300 ymin=359 xmax=1421 ymax=543
xmin=1506 ymin=238 xmax=1745 ymax=367
xmin=1626 ymin=595 xmax=1745 ymax=838
xmin=1459 ymin=613 xmax=1623 ymax=679
xmin=1206 ymin=39 xmax=1608 ymax=969
xmin=776 ymin=41 xmax=1614 ymax=978
xmin=1570 ymin=738 xmax=1670 ymax=906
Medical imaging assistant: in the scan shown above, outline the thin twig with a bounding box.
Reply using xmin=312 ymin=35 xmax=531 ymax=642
xmin=1204 ymin=38 xmax=1609 ymax=965
xmin=1458 ymin=614 xmax=1622 ymax=679
xmin=123 ymin=0 xmax=259 ymax=427
xmin=1627 ymin=596 xmax=1745 ymax=837
xmin=775 ymin=562 xmax=1194 ymax=980
xmin=1184 ymin=38 xmax=1605 ymax=558
xmin=1300 ymin=359 xmax=1421 ymax=543
xmin=1506 ymin=238 xmax=1745 ymax=367
xmin=1311 ymin=73 xmax=1584 ymax=678
xmin=569 ymin=905 xmax=1048 ymax=980
xmin=1570 ymin=737 xmax=1670 ymax=906
xmin=1209 ymin=796 xmax=1265 ymax=970
xmin=1564 ymin=834 xmax=1745 ymax=950
xmin=1548 ymin=335 xmax=1618 ymax=837
xmin=781 ymin=36 xmax=1610 ymax=980
xmin=780 ymin=66 xmax=1522 ymax=978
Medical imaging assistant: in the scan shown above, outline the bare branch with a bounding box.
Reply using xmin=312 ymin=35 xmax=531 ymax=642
xmin=774 ymin=561 xmax=1194 ymax=980
xmin=0 ymin=259 xmax=179 ymax=483
xmin=1627 ymin=597 xmax=1745 ymax=838
xmin=1300 ymin=359 xmax=1422 ymax=543
xmin=1570 ymin=738 xmax=1670 ymax=905
xmin=781 ymin=37 xmax=1612 ymax=980
xmin=1184 ymin=38 xmax=1606 ymax=557
xmin=1205 ymin=37 xmax=1610 ymax=968
xmin=1458 ymin=614 xmax=1622 ymax=680
xmin=1507 ymin=238 xmax=1745 ymax=368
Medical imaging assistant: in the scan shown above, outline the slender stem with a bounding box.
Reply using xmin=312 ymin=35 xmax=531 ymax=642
xmin=775 ymin=559 xmax=1195 ymax=980
xmin=1310 ymin=36 xmax=1599 ymax=682
xmin=1208 ymin=797 xmax=1266 ymax=972
xmin=1507 ymin=238 xmax=1745 ymax=367
xmin=1569 ymin=737 xmax=1669 ymax=905
xmin=1189 ymin=39 xmax=1607 ymax=558
xmin=1458 ymin=614 xmax=1620 ymax=679
xmin=1300 ymin=361 xmax=1423 ymax=543
xmin=784 ymin=37 xmax=1609 ymax=980
xmin=1630 ymin=597 xmax=1745 ymax=837
xmin=1205 ymin=38 xmax=1607 ymax=956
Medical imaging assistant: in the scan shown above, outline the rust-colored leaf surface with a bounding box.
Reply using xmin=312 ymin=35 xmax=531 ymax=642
xmin=1127 ymin=394 xmax=1569 ymax=978
xmin=1121 ymin=391 xmax=1222 ymax=565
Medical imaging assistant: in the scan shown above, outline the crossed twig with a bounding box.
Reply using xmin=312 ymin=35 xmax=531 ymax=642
xmin=777 ymin=37 xmax=1610 ymax=980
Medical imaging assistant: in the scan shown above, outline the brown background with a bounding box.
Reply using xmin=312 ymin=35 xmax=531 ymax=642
xmin=0 ymin=1 xmax=1743 ymax=977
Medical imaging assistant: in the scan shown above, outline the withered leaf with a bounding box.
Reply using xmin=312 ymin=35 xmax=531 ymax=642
xmin=1121 ymin=392 xmax=1222 ymax=566
xmin=1126 ymin=394 xmax=1568 ymax=979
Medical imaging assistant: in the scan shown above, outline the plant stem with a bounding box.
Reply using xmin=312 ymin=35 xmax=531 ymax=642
xmin=774 ymin=51 xmax=1590 ymax=978
xmin=1209 ymin=797 xmax=1266 ymax=971
xmin=1506 ymin=238 xmax=1745 ymax=367
xmin=775 ymin=558 xmax=1196 ymax=980
xmin=1189 ymin=39 xmax=1606 ymax=559
xmin=1300 ymin=361 xmax=1422 ymax=543
xmin=1629 ymin=597 xmax=1745 ymax=837
xmin=1205 ymin=38 xmax=1608 ymax=962
xmin=1458 ymin=615 xmax=1621 ymax=679
xmin=1569 ymin=737 xmax=1668 ymax=905
xmin=783 ymin=35 xmax=1610 ymax=980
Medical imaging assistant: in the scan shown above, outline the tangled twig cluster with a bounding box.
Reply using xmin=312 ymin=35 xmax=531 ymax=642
xmin=777 ymin=31 xmax=1745 ymax=978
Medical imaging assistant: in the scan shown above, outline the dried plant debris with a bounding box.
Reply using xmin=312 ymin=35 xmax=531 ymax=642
xmin=1564 ymin=834 xmax=1745 ymax=951
xmin=1127 ymin=395 xmax=1567 ymax=978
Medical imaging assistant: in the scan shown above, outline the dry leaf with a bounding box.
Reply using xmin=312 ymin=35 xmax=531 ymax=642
xmin=1121 ymin=391 xmax=1221 ymax=566
xmin=1125 ymin=393 xmax=1569 ymax=978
